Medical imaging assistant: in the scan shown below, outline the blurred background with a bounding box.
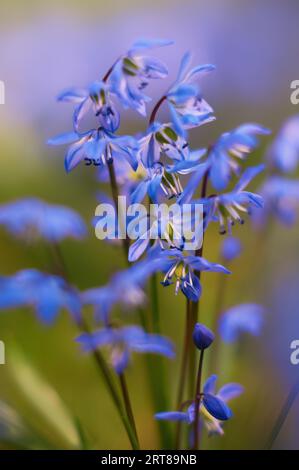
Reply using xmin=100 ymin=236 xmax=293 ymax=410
xmin=0 ymin=0 xmax=299 ymax=450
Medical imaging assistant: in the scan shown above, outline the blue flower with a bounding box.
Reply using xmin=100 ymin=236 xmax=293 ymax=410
xmin=193 ymin=323 xmax=215 ymax=350
xmin=220 ymin=236 xmax=242 ymax=262
xmin=207 ymin=123 xmax=270 ymax=191
xmin=48 ymin=129 xmax=138 ymax=173
xmin=82 ymin=258 xmax=165 ymax=322
xmin=155 ymin=375 xmax=243 ymax=435
xmin=110 ymin=39 xmax=172 ymax=116
xmin=57 ymin=80 xmax=120 ymax=133
xmin=153 ymin=249 xmax=230 ymax=302
xmin=267 ymin=115 xmax=299 ymax=173
xmin=167 ymin=52 xmax=215 ymax=136
xmin=252 ymin=176 xmax=299 ymax=227
xmin=198 ymin=165 xmax=265 ymax=234
xmin=77 ymin=325 xmax=175 ymax=374
xmin=219 ymin=303 xmax=264 ymax=343
xmin=0 ymin=198 xmax=87 ymax=242
xmin=0 ymin=270 xmax=81 ymax=324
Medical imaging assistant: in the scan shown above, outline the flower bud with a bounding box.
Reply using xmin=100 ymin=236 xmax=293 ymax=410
xmin=193 ymin=323 xmax=214 ymax=350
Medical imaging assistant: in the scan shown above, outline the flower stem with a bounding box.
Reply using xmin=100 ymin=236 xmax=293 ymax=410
xmin=193 ymin=349 xmax=204 ymax=450
xmin=188 ymin=169 xmax=209 ymax=397
xmin=149 ymin=96 xmax=166 ymax=125
xmin=119 ymin=373 xmax=140 ymax=448
xmin=107 ymin=159 xmax=129 ymax=261
xmin=146 ymin=273 xmax=172 ymax=448
xmin=265 ymin=377 xmax=299 ymax=449
xmin=77 ymin=317 xmax=139 ymax=450
xmin=175 ymin=298 xmax=192 ymax=449
xmin=47 ymin=244 xmax=138 ymax=449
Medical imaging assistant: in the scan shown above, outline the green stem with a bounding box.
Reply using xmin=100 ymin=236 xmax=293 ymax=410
xmin=193 ymin=349 xmax=204 ymax=450
xmin=146 ymin=274 xmax=172 ymax=449
xmin=150 ymin=272 xmax=161 ymax=333
xmin=78 ymin=318 xmax=139 ymax=450
xmin=187 ymin=169 xmax=209 ymax=398
xmin=265 ymin=377 xmax=299 ymax=450
xmin=175 ymin=298 xmax=192 ymax=449
xmin=119 ymin=373 xmax=140 ymax=448
xmin=107 ymin=159 xmax=129 ymax=261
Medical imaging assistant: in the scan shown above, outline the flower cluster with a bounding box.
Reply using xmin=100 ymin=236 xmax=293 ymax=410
xmin=0 ymin=38 xmax=276 ymax=450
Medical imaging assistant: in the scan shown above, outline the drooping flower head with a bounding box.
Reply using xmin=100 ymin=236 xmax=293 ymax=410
xmin=48 ymin=129 xmax=139 ymax=173
xmin=110 ymin=39 xmax=173 ymax=116
xmin=0 ymin=198 xmax=87 ymax=242
xmin=166 ymin=52 xmax=215 ymax=136
xmin=155 ymin=375 xmax=243 ymax=436
xmin=77 ymin=325 xmax=174 ymax=374
xmin=82 ymin=258 xmax=165 ymax=322
xmin=0 ymin=270 xmax=81 ymax=324
xmin=267 ymin=114 xmax=299 ymax=173
xmin=219 ymin=303 xmax=264 ymax=343
xmin=197 ymin=165 xmax=265 ymax=234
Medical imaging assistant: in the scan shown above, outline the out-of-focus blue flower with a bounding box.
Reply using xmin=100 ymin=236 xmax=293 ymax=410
xmin=48 ymin=129 xmax=138 ymax=172
xmin=219 ymin=303 xmax=264 ymax=343
xmin=193 ymin=323 xmax=214 ymax=350
xmin=57 ymin=80 xmax=120 ymax=133
xmin=110 ymin=38 xmax=172 ymax=116
xmin=198 ymin=165 xmax=264 ymax=234
xmin=267 ymin=115 xmax=299 ymax=173
xmin=0 ymin=198 xmax=87 ymax=242
xmin=155 ymin=375 xmax=243 ymax=435
xmin=220 ymin=236 xmax=242 ymax=262
xmin=77 ymin=325 xmax=175 ymax=374
xmin=0 ymin=270 xmax=81 ymax=324
xmin=153 ymin=249 xmax=230 ymax=302
xmin=167 ymin=52 xmax=215 ymax=136
xmin=252 ymin=176 xmax=299 ymax=227
xmin=206 ymin=123 xmax=270 ymax=191
xmin=82 ymin=258 xmax=165 ymax=322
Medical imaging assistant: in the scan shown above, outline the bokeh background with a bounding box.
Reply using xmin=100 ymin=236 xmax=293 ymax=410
xmin=0 ymin=0 xmax=299 ymax=449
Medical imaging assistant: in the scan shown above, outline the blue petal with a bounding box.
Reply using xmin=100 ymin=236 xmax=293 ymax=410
xmin=128 ymin=237 xmax=150 ymax=262
xmin=203 ymin=375 xmax=218 ymax=395
xmin=47 ymin=132 xmax=79 ymax=146
xmin=155 ymin=411 xmax=189 ymax=422
xmin=130 ymin=38 xmax=174 ymax=51
xmin=203 ymin=394 xmax=233 ymax=421
xmin=217 ymin=383 xmax=244 ymax=403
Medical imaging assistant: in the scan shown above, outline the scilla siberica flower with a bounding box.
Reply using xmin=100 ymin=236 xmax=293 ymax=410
xmin=0 ymin=198 xmax=86 ymax=242
xmin=166 ymin=52 xmax=215 ymax=136
xmin=131 ymin=122 xmax=205 ymax=204
xmin=82 ymin=258 xmax=165 ymax=322
xmin=155 ymin=374 xmax=243 ymax=434
xmin=57 ymin=80 xmax=120 ymax=133
xmin=48 ymin=129 xmax=139 ymax=173
xmin=266 ymin=114 xmax=299 ymax=173
xmin=0 ymin=270 xmax=81 ymax=324
xmin=77 ymin=325 xmax=175 ymax=374
xmin=154 ymin=249 xmax=230 ymax=302
xmin=206 ymin=124 xmax=270 ymax=191
xmin=252 ymin=176 xmax=299 ymax=227
xmin=110 ymin=39 xmax=173 ymax=116
xmin=219 ymin=303 xmax=264 ymax=343
xmin=197 ymin=165 xmax=265 ymax=234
